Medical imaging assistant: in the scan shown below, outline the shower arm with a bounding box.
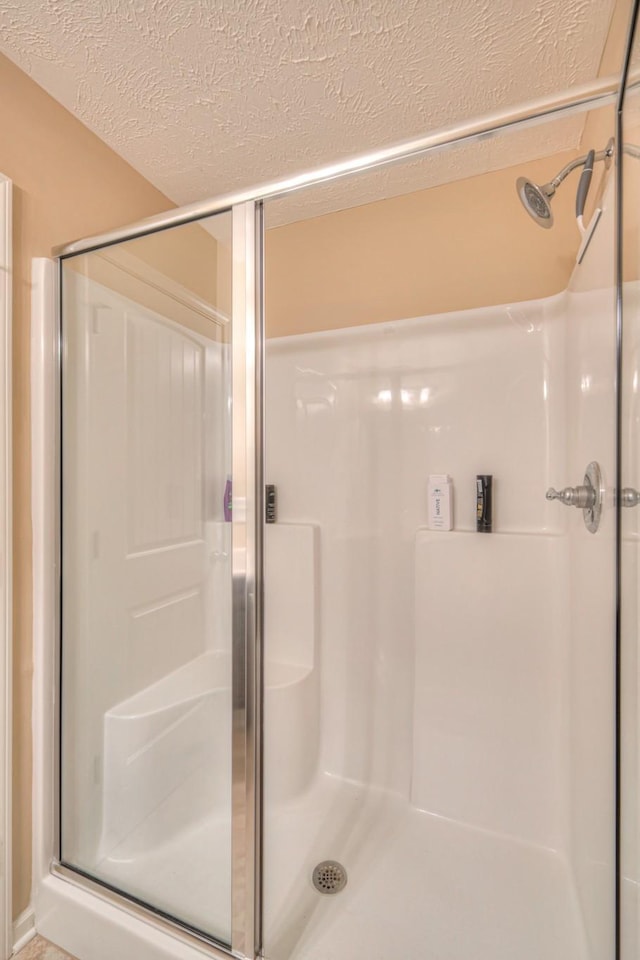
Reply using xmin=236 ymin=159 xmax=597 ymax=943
xmin=546 ymin=139 xmax=615 ymax=193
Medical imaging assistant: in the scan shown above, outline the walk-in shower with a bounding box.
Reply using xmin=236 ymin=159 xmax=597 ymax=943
xmin=27 ymin=7 xmax=640 ymax=960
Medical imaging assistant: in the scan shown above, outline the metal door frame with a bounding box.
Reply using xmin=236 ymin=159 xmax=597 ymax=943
xmin=53 ymin=200 xmax=264 ymax=960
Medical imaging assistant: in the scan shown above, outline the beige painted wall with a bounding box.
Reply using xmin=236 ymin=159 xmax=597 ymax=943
xmin=0 ymin=51 xmax=172 ymax=918
xmin=119 ymin=226 xmax=219 ymax=305
xmin=65 ymin=222 xmax=231 ymax=342
xmin=623 ymin=115 xmax=640 ymax=283
xmin=265 ymin=149 xmax=587 ymax=338
xmin=265 ymin=99 xmax=623 ymax=340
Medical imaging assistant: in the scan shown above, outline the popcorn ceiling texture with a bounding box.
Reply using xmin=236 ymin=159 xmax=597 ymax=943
xmin=0 ymin=0 xmax=614 ymax=220
xmin=0 ymin=0 xmax=615 ymax=221
xmin=264 ymin=120 xmax=588 ymax=226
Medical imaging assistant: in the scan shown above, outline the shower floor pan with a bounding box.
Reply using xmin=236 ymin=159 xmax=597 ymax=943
xmin=263 ymin=774 xmax=590 ymax=960
xmin=93 ymin=769 xmax=589 ymax=960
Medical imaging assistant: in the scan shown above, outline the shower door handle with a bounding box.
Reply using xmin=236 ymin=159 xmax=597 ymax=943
xmin=620 ymin=488 xmax=640 ymax=507
xmin=545 ymin=461 xmax=602 ymax=534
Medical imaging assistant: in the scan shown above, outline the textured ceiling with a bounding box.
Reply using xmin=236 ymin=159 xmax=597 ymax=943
xmin=265 ymin=115 xmax=589 ymax=226
xmin=0 ymin=0 xmax=616 ymax=224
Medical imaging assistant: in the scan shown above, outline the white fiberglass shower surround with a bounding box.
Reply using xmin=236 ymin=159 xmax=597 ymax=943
xmin=28 ymin=13 xmax=640 ymax=960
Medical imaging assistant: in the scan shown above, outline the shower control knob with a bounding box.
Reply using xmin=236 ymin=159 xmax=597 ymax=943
xmin=546 ymin=485 xmax=596 ymax=509
xmin=545 ymin=462 xmax=603 ymax=534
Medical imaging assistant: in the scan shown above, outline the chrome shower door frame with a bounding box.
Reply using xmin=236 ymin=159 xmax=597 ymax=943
xmin=51 ymin=199 xmax=264 ymax=960
xmin=230 ymin=200 xmax=264 ymax=960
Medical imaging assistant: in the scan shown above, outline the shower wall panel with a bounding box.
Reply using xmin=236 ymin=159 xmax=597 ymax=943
xmin=563 ymin=179 xmax=616 ymax=960
xmin=621 ymin=281 xmax=640 ymax=960
xmin=621 ymin=52 xmax=640 ymax=958
xmin=265 ymin=292 xmax=568 ymax=823
xmin=412 ymin=530 xmax=568 ymax=847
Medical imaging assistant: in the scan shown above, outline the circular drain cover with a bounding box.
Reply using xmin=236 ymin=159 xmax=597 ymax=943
xmin=312 ymin=860 xmax=348 ymax=894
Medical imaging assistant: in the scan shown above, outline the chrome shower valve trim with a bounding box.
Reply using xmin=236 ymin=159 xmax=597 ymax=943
xmin=546 ymin=461 xmax=603 ymax=534
xmin=546 ymin=485 xmax=596 ymax=509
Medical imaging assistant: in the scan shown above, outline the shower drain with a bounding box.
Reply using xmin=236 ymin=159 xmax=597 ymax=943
xmin=312 ymin=860 xmax=348 ymax=894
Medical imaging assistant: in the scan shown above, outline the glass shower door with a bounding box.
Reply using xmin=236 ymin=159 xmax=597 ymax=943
xmin=620 ymin=24 xmax=640 ymax=958
xmin=58 ymin=205 xmax=259 ymax=950
xmin=261 ymin=102 xmax=618 ymax=960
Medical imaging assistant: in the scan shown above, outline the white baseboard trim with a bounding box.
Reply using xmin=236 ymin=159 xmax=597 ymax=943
xmin=12 ymin=907 xmax=35 ymax=955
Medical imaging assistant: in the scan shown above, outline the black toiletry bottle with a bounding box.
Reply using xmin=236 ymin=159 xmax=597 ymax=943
xmin=476 ymin=475 xmax=493 ymax=533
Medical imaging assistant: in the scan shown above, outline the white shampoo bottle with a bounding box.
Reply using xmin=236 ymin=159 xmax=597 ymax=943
xmin=428 ymin=474 xmax=453 ymax=530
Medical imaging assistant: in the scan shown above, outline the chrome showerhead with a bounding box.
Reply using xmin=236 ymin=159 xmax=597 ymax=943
xmin=516 ymin=177 xmax=555 ymax=229
xmin=516 ymin=139 xmax=615 ymax=231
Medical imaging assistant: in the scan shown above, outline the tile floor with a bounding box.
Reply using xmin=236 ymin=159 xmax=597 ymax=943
xmin=14 ymin=936 xmax=76 ymax=960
